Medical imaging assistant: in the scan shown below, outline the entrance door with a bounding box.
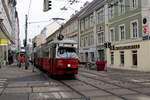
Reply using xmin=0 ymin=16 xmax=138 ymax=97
xmin=85 ymin=52 xmax=88 ymax=62
xmin=98 ymin=50 xmax=104 ymax=61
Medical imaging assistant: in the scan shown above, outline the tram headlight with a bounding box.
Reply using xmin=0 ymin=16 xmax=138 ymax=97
xmin=67 ymin=64 xmax=71 ymax=68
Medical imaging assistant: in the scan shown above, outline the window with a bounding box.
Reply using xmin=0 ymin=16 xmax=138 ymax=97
xmin=90 ymin=14 xmax=94 ymax=27
xmin=110 ymin=28 xmax=115 ymax=42
xmin=85 ymin=17 xmax=90 ymax=29
xmin=120 ymin=51 xmax=124 ymax=65
xmin=132 ymin=50 xmax=138 ymax=66
xmin=109 ymin=4 xmax=114 ymax=19
xmin=85 ymin=36 xmax=88 ymax=46
xmin=111 ymin=52 xmax=114 ymax=65
xmin=119 ymin=25 xmax=125 ymax=40
xmin=97 ymin=31 xmax=104 ymax=44
xmin=57 ymin=47 xmax=77 ymax=58
xmin=90 ymin=52 xmax=95 ymax=62
xmin=118 ymin=0 xmax=125 ymax=15
xmin=131 ymin=0 xmax=138 ymax=9
xmin=131 ymin=20 xmax=138 ymax=38
xmin=97 ymin=7 xmax=104 ymax=24
xmin=88 ymin=34 xmax=90 ymax=46
xmin=81 ymin=20 xmax=85 ymax=31
xmin=90 ymin=35 xmax=94 ymax=45
xmin=80 ymin=38 xmax=84 ymax=47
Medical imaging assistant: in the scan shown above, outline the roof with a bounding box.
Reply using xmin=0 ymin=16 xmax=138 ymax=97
xmin=79 ymin=0 xmax=106 ymax=18
xmin=63 ymin=1 xmax=93 ymax=27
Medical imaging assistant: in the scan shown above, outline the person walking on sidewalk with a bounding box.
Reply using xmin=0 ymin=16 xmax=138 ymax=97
xmin=18 ymin=53 xmax=25 ymax=68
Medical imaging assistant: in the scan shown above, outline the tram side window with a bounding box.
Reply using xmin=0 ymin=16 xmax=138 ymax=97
xmin=50 ymin=47 xmax=56 ymax=58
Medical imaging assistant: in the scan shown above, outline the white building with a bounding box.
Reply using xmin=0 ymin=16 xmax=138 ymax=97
xmin=40 ymin=21 xmax=61 ymax=42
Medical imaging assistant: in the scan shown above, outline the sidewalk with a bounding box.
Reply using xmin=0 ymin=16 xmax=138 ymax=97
xmin=0 ymin=63 xmax=48 ymax=100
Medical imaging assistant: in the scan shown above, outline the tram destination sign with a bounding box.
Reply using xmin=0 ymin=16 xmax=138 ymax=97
xmin=110 ymin=44 xmax=140 ymax=50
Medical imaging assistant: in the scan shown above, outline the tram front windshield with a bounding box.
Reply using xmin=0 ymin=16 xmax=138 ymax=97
xmin=57 ymin=47 xmax=78 ymax=58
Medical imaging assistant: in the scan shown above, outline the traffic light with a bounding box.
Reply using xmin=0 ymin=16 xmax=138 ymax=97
xmin=57 ymin=34 xmax=64 ymax=40
xmin=33 ymin=43 xmax=36 ymax=48
xmin=48 ymin=0 xmax=52 ymax=9
xmin=23 ymin=39 xmax=27 ymax=47
xmin=104 ymin=42 xmax=111 ymax=48
xmin=43 ymin=0 xmax=52 ymax=12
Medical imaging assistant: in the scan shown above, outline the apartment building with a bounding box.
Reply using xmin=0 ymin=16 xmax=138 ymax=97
xmin=78 ymin=0 xmax=150 ymax=71
xmin=79 ymin=0 xmax=106 ymax=63
xmin=108 ymin=0 xmax=150 ymax=71
xmin=62 ymin=15 xmax=78 ymax=42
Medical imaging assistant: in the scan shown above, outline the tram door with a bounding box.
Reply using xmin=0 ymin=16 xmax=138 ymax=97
xmin=85 ymin=52 xmax=88 ymax=62
xmin=49 ymin=45 xmax=56 ymax=73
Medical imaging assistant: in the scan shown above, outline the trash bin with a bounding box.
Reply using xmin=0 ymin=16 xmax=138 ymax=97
xmin=96 ymin=61 xmax=105 ymax=71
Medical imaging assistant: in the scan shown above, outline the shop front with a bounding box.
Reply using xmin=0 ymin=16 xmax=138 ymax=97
xmin=0 ymin=38 xmax=9 ymax=65
xmin=109 ymin=40 xmax=150 ymax=72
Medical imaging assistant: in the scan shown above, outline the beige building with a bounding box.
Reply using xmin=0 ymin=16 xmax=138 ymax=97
xmin=62 ymin=14 xmax=79 ymax=42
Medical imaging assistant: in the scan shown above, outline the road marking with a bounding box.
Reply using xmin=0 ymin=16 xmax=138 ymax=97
xmin=82 ymin=72 xmax=97 ymax=77
xmin=52 ymin=92 xmax=61 ymax=99
xmin=39 ymin=93 xmax=50 ymax=99
xmin=0 ymin=79 xmax=7 ymax=88
xmin=0 ymin=79 xmax=7 ymax=81
xmin=131 ymin=79 xmax=150 ymax=83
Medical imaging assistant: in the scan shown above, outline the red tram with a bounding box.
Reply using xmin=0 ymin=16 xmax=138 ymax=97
xmin=34 ymin=39 xmax=79 ymax=75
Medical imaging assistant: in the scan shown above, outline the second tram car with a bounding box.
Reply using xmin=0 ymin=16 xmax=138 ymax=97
xmin=34 ymin=39 xmax=79 ymax=75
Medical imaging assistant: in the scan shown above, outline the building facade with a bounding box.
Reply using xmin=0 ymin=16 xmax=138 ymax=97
xmin=107 ymin=0 xmax=150 ymax=71
xmin=78 ymin=0 xmax=150 ymax=72
xmin=79 ymin=0 xmax=106 ymax=63
xmin=0 ymin=0 xmax=19 ymax=64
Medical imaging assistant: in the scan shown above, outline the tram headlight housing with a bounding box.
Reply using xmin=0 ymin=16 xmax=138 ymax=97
xmin=67 ymin=64 xmax=71 ymax=68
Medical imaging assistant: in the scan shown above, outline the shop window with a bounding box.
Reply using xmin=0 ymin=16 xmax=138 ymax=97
xmin=120 ymin=51 xmax=124 ymax=65
xmin=111 ymin=52 xmax=114 ymax=65
xmin=132 ymin=50 xmax=138 ymax=66
xmin=98 ymin=50 xmax=104 ymax=61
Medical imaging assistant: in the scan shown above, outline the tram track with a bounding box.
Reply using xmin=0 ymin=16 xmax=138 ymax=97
xmin=78 ymin=70 xmax=150 ymax=97
xmin=80 ymin=69 xmax=150 ymax=87
xmin=40 ymin=69 xmax=150 ymax=100
xmin=42 ymin=73 xmax=90 ymax=100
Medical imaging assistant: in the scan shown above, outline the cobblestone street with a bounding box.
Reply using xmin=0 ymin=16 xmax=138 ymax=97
xmin=0 ymin=64 xmax=150 ymax=100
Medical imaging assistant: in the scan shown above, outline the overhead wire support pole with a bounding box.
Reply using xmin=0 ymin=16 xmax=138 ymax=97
xmin=25 ymin=14 xmax=28 ymax=70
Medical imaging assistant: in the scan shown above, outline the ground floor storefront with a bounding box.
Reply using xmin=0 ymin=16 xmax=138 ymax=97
xmin=0 ymin=38 xmax=8 ymax=65
xmin=108 ymin=40 xmax=150 ymax=72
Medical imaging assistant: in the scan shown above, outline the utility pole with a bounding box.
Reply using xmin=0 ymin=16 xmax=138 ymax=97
xmin=25 ymin=14 xmax=28 ymax=70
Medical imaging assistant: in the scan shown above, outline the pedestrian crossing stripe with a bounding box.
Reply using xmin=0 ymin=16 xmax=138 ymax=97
xmin=0 ymin=79 xmax=7 ymax=81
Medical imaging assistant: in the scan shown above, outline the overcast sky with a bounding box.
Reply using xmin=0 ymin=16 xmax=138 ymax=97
xmin=16 ymin=0 xmax=93 ymax=45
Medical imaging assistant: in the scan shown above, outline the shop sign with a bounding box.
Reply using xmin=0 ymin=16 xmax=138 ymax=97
xmin=110 ymin=44 xmax=140 ymax=50
xmin=0 ymin=38 xmax=8 ymax=45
